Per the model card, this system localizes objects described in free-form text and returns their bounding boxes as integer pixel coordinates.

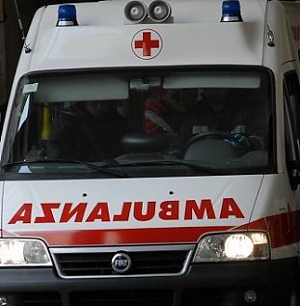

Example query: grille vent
[54,249,190,277]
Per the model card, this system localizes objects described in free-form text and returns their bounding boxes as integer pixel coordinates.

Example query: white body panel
[17,0,267,72]
[3,176,261,246]
[1,1,300,295]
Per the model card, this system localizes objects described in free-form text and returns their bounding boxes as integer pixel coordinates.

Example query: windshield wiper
[2,159,128,178]
[103,160,229,175]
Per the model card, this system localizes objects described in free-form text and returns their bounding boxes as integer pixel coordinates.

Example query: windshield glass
[2,67,274,176]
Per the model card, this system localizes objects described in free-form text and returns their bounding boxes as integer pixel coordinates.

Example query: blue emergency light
[221,0,243,22]
[56,4,78,27]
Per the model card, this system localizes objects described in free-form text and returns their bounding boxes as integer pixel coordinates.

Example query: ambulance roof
[20,0,269,72]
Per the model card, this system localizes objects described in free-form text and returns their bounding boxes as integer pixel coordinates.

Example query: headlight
[193,232,270,262]
[0,239,52,266]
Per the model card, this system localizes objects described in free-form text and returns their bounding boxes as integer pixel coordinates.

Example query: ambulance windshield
[3,67,274,176]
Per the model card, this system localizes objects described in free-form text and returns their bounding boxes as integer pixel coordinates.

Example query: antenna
[13,0,31,53]
[13,0,26,41]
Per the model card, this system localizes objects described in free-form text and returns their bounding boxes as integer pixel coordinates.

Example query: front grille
[21,292,62,306]
[69,289,173,306]
[4,285,291,306]
[54,249,190,277]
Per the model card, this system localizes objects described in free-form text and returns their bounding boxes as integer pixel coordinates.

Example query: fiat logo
[111,253,132,274]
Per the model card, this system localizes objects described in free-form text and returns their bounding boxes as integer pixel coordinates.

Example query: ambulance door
[283,64,300,191]
[282,64,300,298]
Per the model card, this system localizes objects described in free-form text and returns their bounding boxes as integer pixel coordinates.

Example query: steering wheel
[186,131,231,148]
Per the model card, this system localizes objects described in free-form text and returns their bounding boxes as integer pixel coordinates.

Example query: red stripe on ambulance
[10,226,233,246]
[292,25,300,41]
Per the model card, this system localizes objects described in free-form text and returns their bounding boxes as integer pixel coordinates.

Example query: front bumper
[0,258,297,306]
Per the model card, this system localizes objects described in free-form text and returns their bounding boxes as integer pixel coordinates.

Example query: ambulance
[0,0,299,305]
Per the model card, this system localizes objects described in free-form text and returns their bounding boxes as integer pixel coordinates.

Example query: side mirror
[287,160,300,190]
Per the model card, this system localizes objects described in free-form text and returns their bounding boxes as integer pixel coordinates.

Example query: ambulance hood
[1,175,263,246]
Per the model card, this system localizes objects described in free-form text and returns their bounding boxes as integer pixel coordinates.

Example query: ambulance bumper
[0,258,296,306]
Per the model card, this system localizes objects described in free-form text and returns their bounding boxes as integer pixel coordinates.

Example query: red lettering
[8,197,245,225]
[8,203,32,224]
[113,202,131,221]
[60,203,87,222]
[86,202,110,222]
[220,198,244,219]
[134,201,156,221]
[159,201,179,220]
[35,203,60,223]
[185,199,216,219]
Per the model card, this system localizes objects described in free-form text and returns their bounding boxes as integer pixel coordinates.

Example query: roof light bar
[148,0,172,22]
[56,4,78,27]
[221,0,243,22]
[124,1,147,23]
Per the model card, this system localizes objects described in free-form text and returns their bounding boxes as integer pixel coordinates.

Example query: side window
[284,70,300,188]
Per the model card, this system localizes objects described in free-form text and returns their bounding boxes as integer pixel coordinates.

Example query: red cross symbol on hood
[132,29,163,60]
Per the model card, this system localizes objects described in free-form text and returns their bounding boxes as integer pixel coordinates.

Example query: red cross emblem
[132,29,163,60]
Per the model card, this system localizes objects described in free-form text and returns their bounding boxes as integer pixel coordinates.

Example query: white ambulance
[0,0,299,305]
